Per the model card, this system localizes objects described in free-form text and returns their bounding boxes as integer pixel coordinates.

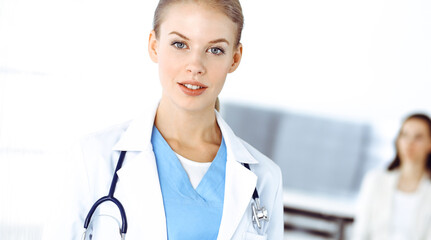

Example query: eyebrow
[169,31,230,45]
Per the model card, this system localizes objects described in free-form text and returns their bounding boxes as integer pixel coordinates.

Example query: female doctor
[43,0,283,239]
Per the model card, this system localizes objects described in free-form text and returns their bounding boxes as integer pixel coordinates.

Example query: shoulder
[361,168,397,193]
[79,120,132,153]
[216,110,282,181]
[76,121,132,182]
[365,168,397,182]
[239,138,282,184]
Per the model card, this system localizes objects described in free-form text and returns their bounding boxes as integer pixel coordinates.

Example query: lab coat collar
[112,102,158,151]
[215,111,258,164]
[113,102,259,165]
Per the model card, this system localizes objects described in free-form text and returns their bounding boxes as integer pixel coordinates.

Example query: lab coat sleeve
[42,141,92,240]
[351,170,377,240]
[426,214,431,240]
[266,166,284,240]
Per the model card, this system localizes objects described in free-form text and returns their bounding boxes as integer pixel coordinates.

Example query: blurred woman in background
[353,113,431,240]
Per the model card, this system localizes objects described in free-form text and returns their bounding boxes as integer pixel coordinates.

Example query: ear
[228,43,243,73]
[148,30,159,63]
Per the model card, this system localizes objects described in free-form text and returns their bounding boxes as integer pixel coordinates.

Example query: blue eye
[208,47,225,55]
[172,41,187,49]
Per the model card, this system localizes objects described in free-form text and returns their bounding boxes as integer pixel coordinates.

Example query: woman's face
[397,118,431,166]
[148,2,242,112]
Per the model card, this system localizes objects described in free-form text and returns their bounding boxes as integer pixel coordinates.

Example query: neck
[154,98,221,146]
[398,162,426,192]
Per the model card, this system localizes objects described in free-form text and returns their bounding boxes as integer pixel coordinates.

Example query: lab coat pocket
[84,214,123,240]
[244,232,268,240]
[83,200,125,240]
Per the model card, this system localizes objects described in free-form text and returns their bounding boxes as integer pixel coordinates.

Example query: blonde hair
[153,0,243,111]
[153,0,244,47]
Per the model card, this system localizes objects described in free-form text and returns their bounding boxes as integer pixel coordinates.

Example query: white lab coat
[43,102,283,240]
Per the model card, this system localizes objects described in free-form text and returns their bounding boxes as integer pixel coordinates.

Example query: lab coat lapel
[115,149,167,239]
[111,101,167,239]
[217,158,257,240]
[216,112,258,240]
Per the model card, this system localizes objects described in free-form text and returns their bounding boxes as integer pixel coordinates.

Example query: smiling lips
[178,81,208,96]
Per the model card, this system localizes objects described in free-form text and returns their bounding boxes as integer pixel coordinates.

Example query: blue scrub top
[151,126,227,240]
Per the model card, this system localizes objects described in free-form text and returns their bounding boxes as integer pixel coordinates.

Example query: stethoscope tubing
[83,151,268,238]
[243,163,260,200]
[83,151,128,235]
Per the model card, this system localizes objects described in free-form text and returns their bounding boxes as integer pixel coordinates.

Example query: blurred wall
[1,0,430,239]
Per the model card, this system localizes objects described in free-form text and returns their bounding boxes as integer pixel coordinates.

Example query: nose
[401,136,415,150]
[186,52,206,76]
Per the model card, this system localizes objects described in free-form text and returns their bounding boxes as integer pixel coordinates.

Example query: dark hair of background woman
[388,113,431,178]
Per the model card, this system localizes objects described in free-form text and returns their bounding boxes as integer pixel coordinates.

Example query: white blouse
[389,189,421,240]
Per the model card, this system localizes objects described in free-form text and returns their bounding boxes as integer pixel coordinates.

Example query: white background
[1,0,430,237]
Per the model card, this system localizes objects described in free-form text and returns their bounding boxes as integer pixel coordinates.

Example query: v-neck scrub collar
[151,126,227,240]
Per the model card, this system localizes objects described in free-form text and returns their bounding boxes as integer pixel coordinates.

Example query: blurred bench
[221,102,372,239]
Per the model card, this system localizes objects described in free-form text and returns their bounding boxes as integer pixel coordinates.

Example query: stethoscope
[82,151,268,239]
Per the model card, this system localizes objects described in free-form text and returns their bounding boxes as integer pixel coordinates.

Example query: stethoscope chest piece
[251,198,269,229]
[242,163,269,231]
